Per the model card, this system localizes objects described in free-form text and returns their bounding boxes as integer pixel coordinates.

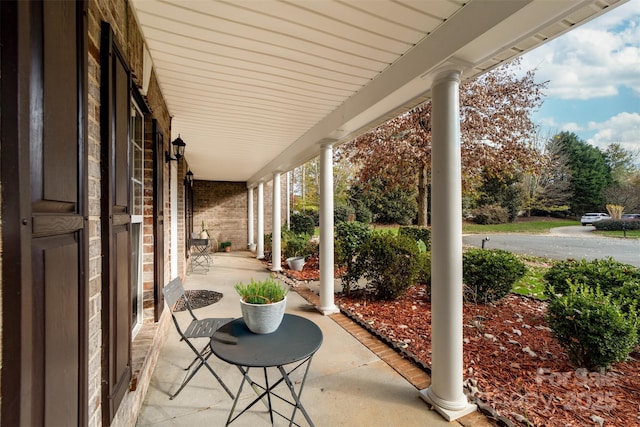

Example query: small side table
[188,238,211,273]
[210,314,323,426]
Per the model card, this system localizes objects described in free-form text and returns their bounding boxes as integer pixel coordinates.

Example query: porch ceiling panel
[130,0,626,186]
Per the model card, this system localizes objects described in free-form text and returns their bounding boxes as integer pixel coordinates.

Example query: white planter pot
[286,256,305,271]
[200,231,209,239]
[240,296,287,334]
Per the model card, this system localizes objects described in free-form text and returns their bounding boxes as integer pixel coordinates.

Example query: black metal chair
[163,277,235,399]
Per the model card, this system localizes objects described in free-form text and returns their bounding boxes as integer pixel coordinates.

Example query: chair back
[163,277,186,309]
[164,277,198,317]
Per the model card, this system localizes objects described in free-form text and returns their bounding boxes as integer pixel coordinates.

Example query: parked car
[622,213,640,220]
[581,212,610,226]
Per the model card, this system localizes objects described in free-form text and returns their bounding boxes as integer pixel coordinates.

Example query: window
[131,100,144,336]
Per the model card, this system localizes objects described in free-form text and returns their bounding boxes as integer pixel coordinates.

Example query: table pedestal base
[226,356,315,426]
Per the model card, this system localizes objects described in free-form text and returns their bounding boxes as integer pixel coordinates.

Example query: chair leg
[169,342,234,400]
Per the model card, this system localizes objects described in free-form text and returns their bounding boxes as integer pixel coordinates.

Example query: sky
[518,0,640,153]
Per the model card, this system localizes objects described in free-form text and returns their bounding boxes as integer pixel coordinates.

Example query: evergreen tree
[553,132,612,213]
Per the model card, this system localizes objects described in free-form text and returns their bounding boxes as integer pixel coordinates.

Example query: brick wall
[87,0,173,425]
[193,179,287,252]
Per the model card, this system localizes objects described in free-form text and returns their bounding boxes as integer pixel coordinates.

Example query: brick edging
[286,280,503,427]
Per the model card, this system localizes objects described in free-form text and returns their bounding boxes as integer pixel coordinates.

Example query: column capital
[432,66,462,86]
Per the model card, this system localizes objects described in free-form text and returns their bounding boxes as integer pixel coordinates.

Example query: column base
[316,304,340,315]
[419,388,477,422]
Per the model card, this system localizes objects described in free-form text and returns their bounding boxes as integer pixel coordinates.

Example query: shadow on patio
[136,251,489,426]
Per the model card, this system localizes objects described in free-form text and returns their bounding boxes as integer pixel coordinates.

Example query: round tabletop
[210,314,323,367]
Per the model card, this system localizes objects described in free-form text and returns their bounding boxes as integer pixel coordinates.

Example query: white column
[286,171,291,229]
[419,68,476,420]
[247,187,255,249]
[271,172,282,271]
[256,182,265,259]
[318,144,339,315]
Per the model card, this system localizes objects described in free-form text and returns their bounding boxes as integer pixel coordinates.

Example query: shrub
[343,233,420,300]
[282,233,314,259]
[594,219,640,231]
[416,251,431,287]
[398,226,431,250]
[611,280,640,314]
[290,212,315,235]
[610,280,640,341]
[546,283,637,371]
[543,258,640,297]
[334,204,355,224]
[470,204,509,224]
[354,203,372,224]
[463,249,526,303]
[335,221,371,267]
[297,207,319,226]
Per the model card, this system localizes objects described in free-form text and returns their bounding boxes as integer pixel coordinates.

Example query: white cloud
[520,0,640,100]
[586,112,640,150]
[561,122,584,133]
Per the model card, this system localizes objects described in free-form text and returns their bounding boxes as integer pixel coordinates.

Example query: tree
[553,131,612,214]
[291,152,355,214]
[602,143,640,212]
[477,171,524,222]
[339,59,546,225]
[605,143,639,185]
[350,180,417,225]
[522,132,573,216]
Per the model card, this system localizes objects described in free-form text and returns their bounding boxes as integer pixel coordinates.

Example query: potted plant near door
[235,277,288,334]
[200,220,209,239]
[220,241,232,252]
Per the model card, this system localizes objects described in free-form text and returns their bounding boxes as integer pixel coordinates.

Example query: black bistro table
[210,314,323,426]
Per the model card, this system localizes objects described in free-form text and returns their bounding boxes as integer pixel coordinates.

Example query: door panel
[1,0,88,425]
[41,236,80,425]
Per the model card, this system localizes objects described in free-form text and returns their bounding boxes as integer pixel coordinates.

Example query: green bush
[463,249,526,303]
[594,219,640,231]
[354,203,372,224]
[343,233,420,300]
[611,280,640,313]
[334,204,356,224]
[416,251,431,287]
[546,283,637,371]
[398,226,431,250]
[543,258,640,297]
[290,212,315,235]
[282,232,314,259]
[470,204,509,225]
[335,221,371,268]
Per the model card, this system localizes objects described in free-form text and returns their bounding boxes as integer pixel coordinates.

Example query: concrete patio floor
[136,251,490,426]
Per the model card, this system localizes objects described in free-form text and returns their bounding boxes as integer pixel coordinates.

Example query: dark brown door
[100,22,132,425]
[153,120,165,320]
[1,1,88,425]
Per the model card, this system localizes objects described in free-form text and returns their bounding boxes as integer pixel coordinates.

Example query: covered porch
[136,251,489,426]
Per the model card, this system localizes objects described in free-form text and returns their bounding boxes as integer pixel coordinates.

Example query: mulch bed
[276,257,640,426]
[336,287,640,427]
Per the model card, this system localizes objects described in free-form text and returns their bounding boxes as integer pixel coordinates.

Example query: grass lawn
[511,256,553,300]
[596,229,640,238]
[463,218,579,234]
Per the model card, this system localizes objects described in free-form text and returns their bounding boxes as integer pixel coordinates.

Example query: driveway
[462,226,640,267]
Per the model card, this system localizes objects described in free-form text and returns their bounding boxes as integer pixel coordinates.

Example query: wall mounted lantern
[185,169,194,186]
[166,134,186,163]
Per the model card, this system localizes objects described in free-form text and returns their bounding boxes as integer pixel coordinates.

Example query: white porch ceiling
[130,0,626,187]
